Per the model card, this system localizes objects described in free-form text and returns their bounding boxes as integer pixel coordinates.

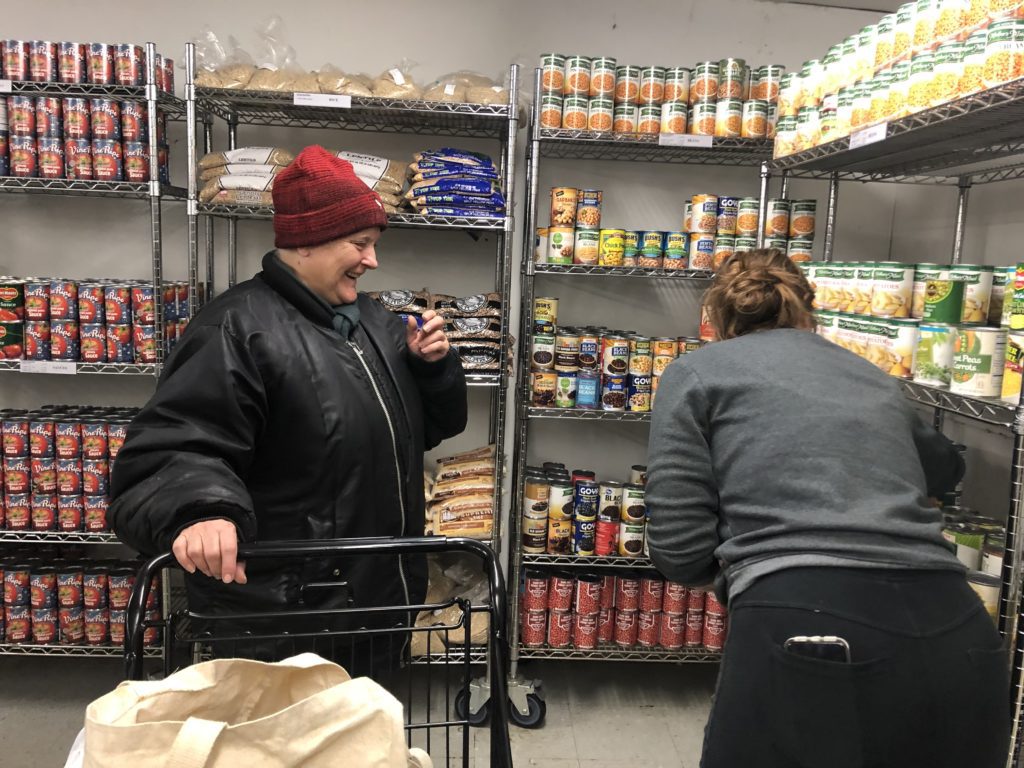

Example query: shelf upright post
[951,176,972,265]
[203,118,215,301]
[185,43,199,321]
[1005,393,1024,768]
[779,169,790,200]
[822,172,840,262]
[144,43,165,371]
[227,116,239,288]
[756,162,771,248]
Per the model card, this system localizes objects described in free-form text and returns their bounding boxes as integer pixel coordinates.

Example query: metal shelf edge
[898,379,1015,428]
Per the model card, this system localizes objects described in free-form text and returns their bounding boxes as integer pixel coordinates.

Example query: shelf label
[849,122,888,149]
[20,360,76,375]
[293,92,352,109]
[0,80,11,93]
[658,133,713,148]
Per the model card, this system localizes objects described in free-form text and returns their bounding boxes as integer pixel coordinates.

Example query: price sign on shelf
[849,122,888,149]
[293,92,352,109]
[20,360,77,375]
[0,80,12,94]
[658,133,713,148]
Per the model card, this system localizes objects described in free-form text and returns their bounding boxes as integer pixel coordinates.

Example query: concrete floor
[0,657,718,767]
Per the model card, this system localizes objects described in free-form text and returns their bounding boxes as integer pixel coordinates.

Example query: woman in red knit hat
[108,146,468,663]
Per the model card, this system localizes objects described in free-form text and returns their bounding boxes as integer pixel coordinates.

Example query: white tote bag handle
[165,718,227,768]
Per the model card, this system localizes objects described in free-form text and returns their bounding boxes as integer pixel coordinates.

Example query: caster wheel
[510,693,546,729]
[455,687,490,727]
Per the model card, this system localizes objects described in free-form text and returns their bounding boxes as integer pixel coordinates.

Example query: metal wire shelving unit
[533,264,713,280]
[518,645,722,662]
[526,407,653,422]
[0,643,162,658]
[0,361,158,376]
[185,45,520,694]
[0,531,121,544]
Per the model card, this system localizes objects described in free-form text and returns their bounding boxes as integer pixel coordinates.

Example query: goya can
[58,42,87,84]
[534,297,558,333]
[717,197,739,235]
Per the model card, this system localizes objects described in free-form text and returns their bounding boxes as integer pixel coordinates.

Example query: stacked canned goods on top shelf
[530,297,704,413]
[0,277,190,362]
[2,557,161,648]
[1,40,175,89]
[539,53,783,139]
[1,406,135,535]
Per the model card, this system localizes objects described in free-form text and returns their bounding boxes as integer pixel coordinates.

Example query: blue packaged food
[407,178,498,197]
[412,192,506,209]
[576,371,600,409]
[412,165,499,181]
[415,148,494,167]
[418,206,505,219]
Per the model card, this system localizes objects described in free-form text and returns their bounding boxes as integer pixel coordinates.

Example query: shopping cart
[123,536,513,768]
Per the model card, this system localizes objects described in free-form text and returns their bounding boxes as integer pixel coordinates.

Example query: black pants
[700,568,1011,768]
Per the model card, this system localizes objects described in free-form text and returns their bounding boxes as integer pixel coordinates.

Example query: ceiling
[761,0,900,14]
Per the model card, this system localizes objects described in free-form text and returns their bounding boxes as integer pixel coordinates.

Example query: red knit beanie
[272,145,388,249]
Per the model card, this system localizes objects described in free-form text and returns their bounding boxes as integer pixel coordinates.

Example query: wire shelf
[533,264,714,280]
[195,88,513,138]
[517,643,722,662]
[0,642,161,658]
[466,373,503,387]
[410,646,489,666]
[536,128,773,165]
[197,203,507,231]
[0,531,120,544]
[768,78,1024,182]
[0,177,186,200]
[527,407,651,422]
[3,81,185,116]
[0,360,158,375]
[898,380,1016,429]
[522,553,657,570]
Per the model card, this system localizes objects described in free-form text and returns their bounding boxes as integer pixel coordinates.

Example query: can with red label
[121,101,147,142]
[62,98,91,139]
[31,456,56,492]
[58,494,83,531]
[572,611,598,649]
[35,97,63,137]
[547,610,571,648]
[64,138,93,180]
[6,605,30,643]
[614,609,639,647]
[29,607,56,644]
[548,572,574,612]
[90,99,120,140]
[124,142,149,182]
[22,323,44,358]
[0,133,7,176]
[30,569,57,609]
[659,612,685,649]
[637,610,661,647]
[705,590,726,617]
[59,606,85,643]
[59,42,87,83]
[104,284,131,324]
[84,495,108,532]
[10,135,38,176]
[107,570,134,611]
[574,573,603,615]
[108,609,126,646]
[7,95,35,135]
[597,607,615,643]
[49,280,78,321]
[77,283,104,323]
[3,41,30,81]
[37,137,65,179]
[55,417,81,458]
[107,420,128,460]
[29,418,55,458]
[80,324,106,362]
[160,56,175,93]
[115,44,144,86]
[31,493,57,529]
[50,320,79,360]
[146,574,161,611]
[130,284,155,325]
[615,574,640,612]
[56,457,82,494]
[4,564,30,605]
[83,569,108,609]
[663,582,688,614]
[522,569,548,612]
[685,609,705,647]
[594,515,618,556]
[3,456,30,494]
[600,575,615,609]
[91,139,122,181]
[106,324,133,362]
[24,280,49,321]
[29,41,57,82]
[82,458,108,495]
[143,609,162,646]
[3,416,29,457]
[687,586,707,611]
[84,607,109,645]
[88,43,114,85]
[57,567,83,608]
[5,494,30,529]
[703,612,727,651]
[640,576,664,612]
[0,283,20,323]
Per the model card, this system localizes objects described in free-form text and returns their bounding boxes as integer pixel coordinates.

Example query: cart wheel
[509,693,546,729]
[454,688,490,727]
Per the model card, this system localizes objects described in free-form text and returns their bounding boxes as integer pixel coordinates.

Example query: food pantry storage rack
[766,75,1024,768]
[183,45,519,671]
[503,70,775,727]
[0,43,187,663]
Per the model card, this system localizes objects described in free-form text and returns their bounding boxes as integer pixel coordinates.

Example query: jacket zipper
[348,340,411,608]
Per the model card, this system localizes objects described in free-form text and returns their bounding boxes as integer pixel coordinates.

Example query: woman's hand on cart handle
[172,519,248,584]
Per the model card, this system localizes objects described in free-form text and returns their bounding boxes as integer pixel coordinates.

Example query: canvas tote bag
[83,653,432,768]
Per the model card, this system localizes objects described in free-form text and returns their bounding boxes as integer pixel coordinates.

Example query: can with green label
[922,279,965,324]
[911,263,948,319]
[951,327,1007,397]
[913,323,956,388]
[950,264,994,325]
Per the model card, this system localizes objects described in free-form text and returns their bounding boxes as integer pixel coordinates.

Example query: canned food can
[571,370,597,410]
[91,139,123,180]
[598,375,625,411]
[640,579,665,615]
[615,65,642,102]
[569,229,599,266]
[563,56,592,96]
[548,573,574,612]
[574,188,603,231]
[3,41,30,81]
[90,98,121,140]
[735,198,761,237]
[47,280,77,322]
[103,284,132,324]
[88,43,114,85]
[663,582,688,614]
[688,234,715,270]
[601,336,629,376]
[587,97,614,132]
[58,606,85,643]
[690,101,717,135]
[589,57,617,97]
[82,458,109,496]
[951,265,995,325]
[595,516,619,556]
[764,199,792,237]
[10,134,38,176]
[84,495,109,532]
[614,609,639,646]
[635,610,661,647]
[30,570,57,609]
[59,42,87,83]
[685,609,705,647]
[547,610,572,648]
[789,199,817,238]
[570,612,598,649]
[0,131,7,176]
[691,62,721,104]
[951,328,1007,397]
[521,512,548,554]
[48,320,78,360]
[703,612,728,651]
[29,41,58,82]
[107,421,128,460]
[540,54,566,93]
[574,479,600,520]
[5,605,30,643]
[717,197,739,235]
[35,96,62,137]
[637,105,661,133]
[56,457,82,494]
[83,569,108,609]
[55,418,82,458]
[554,330,580,372]
[57,567,84,608]
[664,67,692,102]
[124,142,149,182]
[539,94,563,129]
[578,332,600,371]
[521,610,548,647]
[612,103,638,133]
[133,324,157,363]
[109,610,127,646]
[550,187,578,228]
[691,194,719,234]
[787,238,814,263]
[616,521,644,556]
[871,262,915,318]
[29,419,55,458]
[574,574,603,614]
[660,101,688,134]
[621,483,647,524]
[532,371,557,407]
[4,493,29,528]
[61,97,91,140]
[37,136,64,178]
[64,137,93,180]
[554,372,577,408]
[76,323,105,363]
[598,607,615,643]
[3,416,30,457]
[58,495,84,531]
[522,570,549,612]
[639,66,666,105]
[84,607,109,645]
[614,574,640,611]
[715,98,743,137]
[115,44,145,86]
[742,99,769,138]
[531,334,555,371]
[596,229,625,266]
[24,321,49,360]
[658,613,685,648]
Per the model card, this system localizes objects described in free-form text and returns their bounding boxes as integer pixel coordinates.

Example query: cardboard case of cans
[0,276,191,362]
[773,0,1024,158]
[2,555,160,647]
[1,406,137,534]
[539,53,783,140]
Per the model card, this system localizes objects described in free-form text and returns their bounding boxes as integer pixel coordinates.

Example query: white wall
[1,0,1016,532]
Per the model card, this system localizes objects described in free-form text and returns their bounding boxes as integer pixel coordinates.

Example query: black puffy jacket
[110,252,468,630]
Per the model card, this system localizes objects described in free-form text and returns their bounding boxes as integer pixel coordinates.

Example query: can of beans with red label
[614,609,639,647]
[598,607,615,643]
[10,135,38,176]
[31,456,56,490]
[115,44,144,86]
[104,284,131,325]
[705,590,726,617]
[107,420,128,460]
[3,41,30,81]
[6,494,29,529]
[687,586,707,611]
[62,98,91,139]
[121,101,147,142]
[88,43,114,85]
[703,612,727,651]
[56,457,82,494]
[572,611,598,649]
[4,564,30,605]
[30,569,57,608]
[663,582,688,614]
[59,42,87,83]
[82,458,108,495]
[600,575,615,609]
[521,609,547,647]
[29,417,55,457]
[83,569,108,609]
[91,139,122,181]
[37,137,64,178]
[59,606,85,643]
[58,494,83,531]
[24,322,48,360]
[640,576,664,612]
[55,417,81,459]
[84,607,109,645]
[685,609,705,647]
[35,97,63,137]
[3,457,30,494]
[64,138,92,180]
[548,572,574,612]
[90,99,120,140]
[521,569,549,612]
[84,495,108,532]
[637,610,661,647]
[108,569,134,611]
[547,610,571,648]
[30,493,57,530]
[573,574,602,615]
[659,612,686,649]
[50,320,79,360]
[29,41,57,82]
[615,574,640,612]
[6,605,30,643]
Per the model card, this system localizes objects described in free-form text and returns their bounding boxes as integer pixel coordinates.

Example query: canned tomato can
[29,41,58,82]
[715,99,743,137]
[79,324,106,362]
[84,495,108,532]
[3,41,30,81]
[598,229,626,267]
[3,416,29,457]
[614,609,639,646]
[521,610,548,647]
[84,607,109,645]
[10,134,38,176]
[158,55,175,93]
[540,53,566,93]
[563,55,592,96]
[548,572,574,612]
[0,132,7,176]
[57,566,83,608]
[659,612,686,648]
[665,67,692,102]
[690,62,720,104]
[717,196,739,235]
[547,610,572,648]
[91,139,123,180]
[107,571,133,612]
[23,280,49,321]
[115,44,144,86]
[6,605,30,643]
[82,420,108,459]
[88,43,114,85]
[83,569,108,609]
[59,606,85,643]
[48,280,77,321]
[49,320,79,360]
[55,417,81,458]
[704,612,728,651]
[30,492,57,529]
[521,569,549,612]
[82,459,108,496]
[56,457,82,494]
[59,42,87,83]
[29,418,55,457]
[5,493,29,529]
[590,57,617,97]
[133,324,157,364]
[598,607,615,643]
[104,284,131,324]
[37,137,65,178]
[90,99,120,140]
[121,100,148,141]
[639,66,667,105]
[4,564,30,605]
[663,582,688,614]
[65,138,93,180]
[637,105,661,133]
[58,494,84,531]
[109,609,126,647]
[77,283,104,324]
[30,569,57,609]
[612,103,638,132]
[660,101,688,134]
[574,574,603,614]
[35,97,63,137]
[615,574,640,611]
[637,610,661,647]
[124,142,149,182]
[615,65,642,102]
[685,609,705,647]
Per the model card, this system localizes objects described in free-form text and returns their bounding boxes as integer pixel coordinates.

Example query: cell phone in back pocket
[784,635,852,663]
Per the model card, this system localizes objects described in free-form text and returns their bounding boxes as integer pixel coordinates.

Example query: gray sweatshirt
[646,328,965,601]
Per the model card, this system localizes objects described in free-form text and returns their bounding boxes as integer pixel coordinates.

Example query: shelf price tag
[658,134,713,148]
[0,80,11,93]
[293,92,352,109]
[20,360,76,375]
[849,122,888,149]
